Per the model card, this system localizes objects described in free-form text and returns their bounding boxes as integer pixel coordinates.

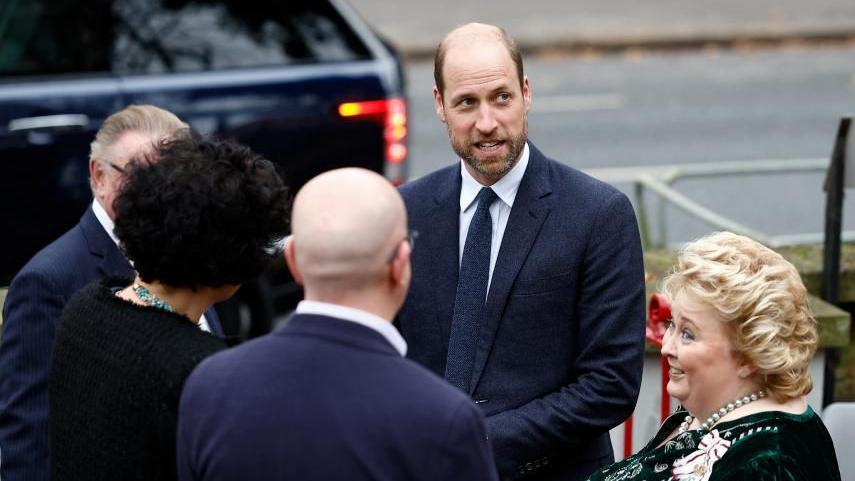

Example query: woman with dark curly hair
[588,232,840,481]
[48,134,290,481]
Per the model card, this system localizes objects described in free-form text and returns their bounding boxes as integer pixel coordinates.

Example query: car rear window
[0,0,372,78]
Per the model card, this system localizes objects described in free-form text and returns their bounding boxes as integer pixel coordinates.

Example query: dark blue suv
[0,0,408,337]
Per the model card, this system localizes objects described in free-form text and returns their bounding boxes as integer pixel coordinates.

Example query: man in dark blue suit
[0,105,222,481]
[397,24,646,481]
[177,168,497,481]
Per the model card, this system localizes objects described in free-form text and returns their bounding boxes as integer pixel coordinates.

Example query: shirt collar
[92,199,120,247]
[295,300,407,356]
[459,142,530,212]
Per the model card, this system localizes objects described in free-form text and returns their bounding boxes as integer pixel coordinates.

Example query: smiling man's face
[434,36,531,186]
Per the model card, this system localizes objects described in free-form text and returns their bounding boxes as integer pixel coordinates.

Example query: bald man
[176,168,498,481]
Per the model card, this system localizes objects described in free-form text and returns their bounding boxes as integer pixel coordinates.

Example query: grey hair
[89,104,187,164]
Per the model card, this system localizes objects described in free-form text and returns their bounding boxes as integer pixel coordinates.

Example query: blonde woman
[589,232,840,481]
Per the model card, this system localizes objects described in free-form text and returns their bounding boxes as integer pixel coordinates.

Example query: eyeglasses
[387,229,418,263]
[96,158,125,174]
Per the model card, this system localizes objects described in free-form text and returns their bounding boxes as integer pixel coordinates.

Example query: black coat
[49,280,226,481]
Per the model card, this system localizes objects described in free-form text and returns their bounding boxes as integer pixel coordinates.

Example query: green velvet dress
[588,407,840,481]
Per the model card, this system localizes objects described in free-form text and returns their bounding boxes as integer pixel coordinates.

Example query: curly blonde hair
[660,231,818,402]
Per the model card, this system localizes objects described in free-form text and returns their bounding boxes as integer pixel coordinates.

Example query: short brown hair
[433,24,524,96]
[661,232,818,402]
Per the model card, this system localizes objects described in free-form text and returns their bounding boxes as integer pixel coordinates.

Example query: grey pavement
[348,0,855,56]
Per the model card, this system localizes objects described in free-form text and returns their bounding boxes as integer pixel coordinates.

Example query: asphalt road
[403,44,855,246]
[350,0,855,56]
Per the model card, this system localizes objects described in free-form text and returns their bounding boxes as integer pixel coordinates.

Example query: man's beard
[450,120,527,183]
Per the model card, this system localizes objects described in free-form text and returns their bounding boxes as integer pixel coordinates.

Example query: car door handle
[8,114,90,132]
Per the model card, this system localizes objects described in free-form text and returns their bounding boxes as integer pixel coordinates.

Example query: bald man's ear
[389,239,411,288]
[284,237,304,286]
[433,86,447,123]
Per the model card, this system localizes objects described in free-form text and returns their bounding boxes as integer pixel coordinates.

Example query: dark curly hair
[114,134,290,288]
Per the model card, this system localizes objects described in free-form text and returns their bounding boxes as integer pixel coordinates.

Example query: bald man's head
[289,168,407,293]
[434,23,524,95]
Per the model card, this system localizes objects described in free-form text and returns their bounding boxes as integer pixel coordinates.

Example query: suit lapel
[99,243,134,279]
[79,206,135,279]
[468,146,553,394]
[426,169,462,343]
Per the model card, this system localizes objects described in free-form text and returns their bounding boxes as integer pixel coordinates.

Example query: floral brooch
[670,429,731,481]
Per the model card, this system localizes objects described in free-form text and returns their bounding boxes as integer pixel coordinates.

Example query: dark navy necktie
[445,187,498,391]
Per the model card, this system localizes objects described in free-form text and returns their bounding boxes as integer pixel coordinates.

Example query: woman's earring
[738,368,749,379]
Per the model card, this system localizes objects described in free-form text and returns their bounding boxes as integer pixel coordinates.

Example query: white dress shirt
[458,142,530,292]
[92,198,120,247]
[295,300,408,356]
[92,200,212,333]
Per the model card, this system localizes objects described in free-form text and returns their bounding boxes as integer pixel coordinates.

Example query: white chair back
[823,402,855,481]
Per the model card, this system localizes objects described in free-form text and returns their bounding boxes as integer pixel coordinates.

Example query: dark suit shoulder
[399,164,457,195]
[543,153,623,199]
[533,151,635,227]
[188,318,473,413]
[9,223,90,295]
[399,164,458,205]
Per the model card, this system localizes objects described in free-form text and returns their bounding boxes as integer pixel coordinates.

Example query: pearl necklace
[132,282,176,313]
[678,390,766,433]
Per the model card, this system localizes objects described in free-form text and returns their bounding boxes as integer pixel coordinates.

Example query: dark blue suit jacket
[398,144,646,481]
[0,206,222,481]
[177,313,498,481]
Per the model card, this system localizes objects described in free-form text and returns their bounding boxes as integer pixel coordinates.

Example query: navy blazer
[0,206,222,481]
[177,313,498,481]
[398,143,646,481]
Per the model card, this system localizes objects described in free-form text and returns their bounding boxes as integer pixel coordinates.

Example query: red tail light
[338,98,408,185]
[338,100,389,117]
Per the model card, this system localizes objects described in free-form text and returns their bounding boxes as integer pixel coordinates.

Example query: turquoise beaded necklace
[132,282,176,313]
